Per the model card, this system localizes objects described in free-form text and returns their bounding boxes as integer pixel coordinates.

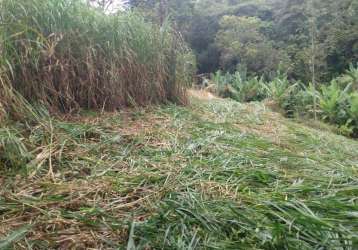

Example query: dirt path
[188,89,218,101]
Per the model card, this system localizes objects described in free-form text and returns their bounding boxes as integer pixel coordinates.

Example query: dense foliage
[130,0,358,82]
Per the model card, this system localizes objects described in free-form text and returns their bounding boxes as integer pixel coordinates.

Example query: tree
[215,15,290,77]
[127,0,358,81]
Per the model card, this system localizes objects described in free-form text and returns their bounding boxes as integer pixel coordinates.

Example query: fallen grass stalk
[0,96,357,248]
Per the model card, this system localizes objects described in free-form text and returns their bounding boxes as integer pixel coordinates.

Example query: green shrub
[211,70,266,102]
[262,72,298,109]
[291,65,358,137]
[340,63,358,90]
[231,72,266,102]
[290,83,319,117]
[349,93,358,121]
[348,93,358,136]
[270,64,358,137]
[318,81,351,124]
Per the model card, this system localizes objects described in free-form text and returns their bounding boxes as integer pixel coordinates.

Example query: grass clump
[0,0,194,114]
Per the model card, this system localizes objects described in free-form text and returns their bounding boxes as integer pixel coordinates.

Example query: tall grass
[0,0,194,114]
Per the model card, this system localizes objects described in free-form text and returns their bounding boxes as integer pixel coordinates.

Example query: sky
[89,0,127,12]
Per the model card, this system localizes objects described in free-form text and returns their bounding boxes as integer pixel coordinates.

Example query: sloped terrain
[1,95,358,249]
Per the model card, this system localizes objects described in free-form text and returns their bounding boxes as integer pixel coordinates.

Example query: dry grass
[188,89,218,101]
[0,102,5,122]
[0,108,173,249]
[1,178,130,249]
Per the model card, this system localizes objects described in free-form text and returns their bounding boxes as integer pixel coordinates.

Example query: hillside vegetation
[0,0,357,249]
[129,0,358,138]
[132,0,358,82]
[1,94,357,249]
[208,66,358,137]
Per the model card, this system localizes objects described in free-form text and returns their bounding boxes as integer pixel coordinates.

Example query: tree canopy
[128,0,358,82]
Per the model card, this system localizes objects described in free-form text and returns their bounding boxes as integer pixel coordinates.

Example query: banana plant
[318,81,351,123]
[261,74,298,107]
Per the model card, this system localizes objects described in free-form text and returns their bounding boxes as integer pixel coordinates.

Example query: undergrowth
[209,64,358,137]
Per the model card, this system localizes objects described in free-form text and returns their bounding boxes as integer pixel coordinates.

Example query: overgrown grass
[1,95,357,249]
[0,0,194,115]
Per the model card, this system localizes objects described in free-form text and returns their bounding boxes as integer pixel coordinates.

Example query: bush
[262,72,297,107]
[261,65,358,137]
[318,81,351,124]
[349,93,358,121]
[337,63,358,91]
[231,72,266,102]
[348,93,358,136]
[290,83,319,117]
[210,70,265,102]
[0,0,194,114]
[295,65,358,137]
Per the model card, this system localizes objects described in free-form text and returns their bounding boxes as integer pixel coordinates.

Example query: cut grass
[0,96,358,249]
